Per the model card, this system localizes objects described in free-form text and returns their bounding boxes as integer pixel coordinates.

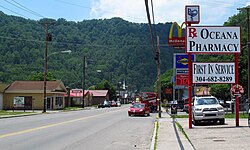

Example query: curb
[150,121,158,150]
[0,113,41,119]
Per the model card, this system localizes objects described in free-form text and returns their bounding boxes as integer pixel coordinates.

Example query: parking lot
[176,115,250,150]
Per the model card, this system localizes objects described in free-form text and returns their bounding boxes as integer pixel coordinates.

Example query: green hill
[0,11,176,92]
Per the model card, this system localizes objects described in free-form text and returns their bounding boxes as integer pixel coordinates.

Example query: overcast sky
[0,0,249,25]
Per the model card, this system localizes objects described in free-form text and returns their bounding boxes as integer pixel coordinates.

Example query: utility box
[171,104,177,114]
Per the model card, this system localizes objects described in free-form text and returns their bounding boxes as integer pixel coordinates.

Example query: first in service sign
[192,62,235,84]
[186,26,241,54]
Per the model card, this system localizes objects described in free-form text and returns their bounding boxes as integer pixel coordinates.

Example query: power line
[7,0,45,18]
[150,0,157,49]
[0,4,29,19]
[196,0,247,8]
[0,35,172,47]
[144,0,157,53]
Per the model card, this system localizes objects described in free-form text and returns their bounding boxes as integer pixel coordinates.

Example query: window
[56,97,63,108]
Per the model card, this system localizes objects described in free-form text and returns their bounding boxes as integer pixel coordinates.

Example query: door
[24,96,32,110]
[46,97,53,110]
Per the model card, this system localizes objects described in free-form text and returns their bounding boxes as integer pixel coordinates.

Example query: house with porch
[4,80,67,110]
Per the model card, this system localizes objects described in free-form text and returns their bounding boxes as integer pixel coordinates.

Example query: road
[0,105,156,150]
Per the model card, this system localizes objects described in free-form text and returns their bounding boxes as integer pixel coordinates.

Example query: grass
[175,121,195,149]
[225,113,248,118]
[173,113,249,119]
[63,107,83,111]
[0,110,34,116]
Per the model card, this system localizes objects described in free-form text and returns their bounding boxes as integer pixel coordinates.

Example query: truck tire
[219,118,225,125]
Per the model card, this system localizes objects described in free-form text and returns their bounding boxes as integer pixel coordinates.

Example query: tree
[210,84,230,100]
[96,80,116,100]
[29,72,56,81]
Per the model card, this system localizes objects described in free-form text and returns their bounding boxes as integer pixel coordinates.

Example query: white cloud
[90,0,249,25]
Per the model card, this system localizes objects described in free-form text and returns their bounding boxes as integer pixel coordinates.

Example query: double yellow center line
[0,108,126,139]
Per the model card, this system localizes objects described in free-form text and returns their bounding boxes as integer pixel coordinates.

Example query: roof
[5,80,67,94]
[87,90,108,97]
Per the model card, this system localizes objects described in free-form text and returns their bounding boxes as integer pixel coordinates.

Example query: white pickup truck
[192,96,225,125]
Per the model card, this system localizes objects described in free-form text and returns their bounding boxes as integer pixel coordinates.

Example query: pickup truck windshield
[195,98,218,105]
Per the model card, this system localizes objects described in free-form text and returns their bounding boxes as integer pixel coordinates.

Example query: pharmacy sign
[186,26,241,54]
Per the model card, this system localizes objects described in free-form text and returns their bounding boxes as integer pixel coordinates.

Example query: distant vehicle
[128,103,150,117]
[192,96,225,125]
[218,99,226,107]
[138,92,158,113]
[116,101,121,107]
[98,100,110,108]
[168,100,178,105]
[110,101,118,107]
[183,103,189,113]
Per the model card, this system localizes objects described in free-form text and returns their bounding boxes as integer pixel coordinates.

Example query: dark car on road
[98,100,110,108]
[128,103,150,117]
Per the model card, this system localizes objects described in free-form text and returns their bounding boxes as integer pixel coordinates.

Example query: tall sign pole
[185,5,200,129]
[235,54,239,126]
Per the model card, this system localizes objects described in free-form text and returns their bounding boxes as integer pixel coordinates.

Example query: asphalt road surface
[0,105,156,150]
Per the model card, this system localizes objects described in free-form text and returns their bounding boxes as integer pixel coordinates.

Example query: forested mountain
[0,11,176,92]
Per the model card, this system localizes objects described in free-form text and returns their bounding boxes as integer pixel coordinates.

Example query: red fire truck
[138,92,158,112]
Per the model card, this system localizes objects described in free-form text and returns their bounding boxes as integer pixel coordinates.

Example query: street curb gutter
[0,113,41,119]
[150,121,158,150]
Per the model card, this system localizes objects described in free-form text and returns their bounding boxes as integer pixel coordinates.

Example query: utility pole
[156,36,161,118]
[43,21,52,113]
[82,56,86,108]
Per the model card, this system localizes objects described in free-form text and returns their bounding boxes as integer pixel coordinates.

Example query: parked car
[110,101,118,107]
[128,103,150,117]
[192,96,225,125]
[98,100,110,108]
[183,103,189,113]
[116,101,121,107]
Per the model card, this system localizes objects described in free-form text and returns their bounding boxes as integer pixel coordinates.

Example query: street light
[48,50,72,57]
[43,50,72,113]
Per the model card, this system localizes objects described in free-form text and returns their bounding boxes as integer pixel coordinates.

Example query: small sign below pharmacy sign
[186,26,241,54]
[192,62,235,84]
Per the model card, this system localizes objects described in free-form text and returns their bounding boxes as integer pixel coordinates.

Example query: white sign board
[13,97,25,107]
[185,5,200,24]
[192,62,235,84]
[186,26,241,54]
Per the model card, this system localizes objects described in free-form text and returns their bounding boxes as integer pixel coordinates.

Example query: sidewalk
[156,112,194,150]
[156,111,250,150]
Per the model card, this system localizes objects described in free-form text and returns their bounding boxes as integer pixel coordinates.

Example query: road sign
[186,26,241,54]
[230,84,244,96]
